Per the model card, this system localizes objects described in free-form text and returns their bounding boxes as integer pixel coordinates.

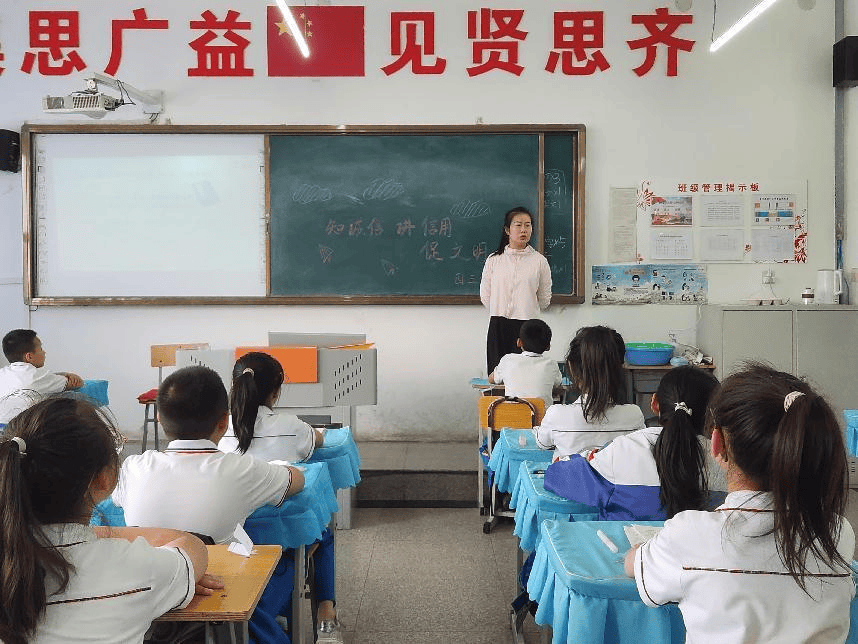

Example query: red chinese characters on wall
[189,10,253,76]
[627,7,694,77]
[546,11,610,76]
[466,8,527,77]
[21,11,86,76]
[105,9,168,76]
[381,12,447,75]
[9,6,696,79]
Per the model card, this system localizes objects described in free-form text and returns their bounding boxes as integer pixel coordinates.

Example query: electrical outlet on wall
[762,269,775,284]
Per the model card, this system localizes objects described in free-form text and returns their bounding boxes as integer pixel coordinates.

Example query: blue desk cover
[527,519,684,644]
[306,426,361,490]
[511,461,599,552]
[91,462,338,550]
[77,379,109,407]
[845,410,858,456]
[487,429,553,493]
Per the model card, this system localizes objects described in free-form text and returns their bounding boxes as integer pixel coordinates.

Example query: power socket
[762,269,775,284]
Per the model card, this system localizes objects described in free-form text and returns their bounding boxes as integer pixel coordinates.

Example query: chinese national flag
[267,5,365,77]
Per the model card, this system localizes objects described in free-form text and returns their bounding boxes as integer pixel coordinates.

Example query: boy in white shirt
[0,329,83,424]
[489,319,562,410]
[114,365,306,644]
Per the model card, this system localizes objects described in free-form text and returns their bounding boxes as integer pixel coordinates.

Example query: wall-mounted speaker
[0,129,20,173]
[834,36,858,88]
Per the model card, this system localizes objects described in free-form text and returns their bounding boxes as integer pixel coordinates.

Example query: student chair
[478,395,546,534]
[138,343,209,452]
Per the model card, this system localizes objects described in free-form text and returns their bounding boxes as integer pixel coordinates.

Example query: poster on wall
[634,180,807,264]
[592,264,707,305]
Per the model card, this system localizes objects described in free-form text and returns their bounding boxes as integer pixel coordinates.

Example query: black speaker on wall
[834,36,858,88]
[0,129,20,173]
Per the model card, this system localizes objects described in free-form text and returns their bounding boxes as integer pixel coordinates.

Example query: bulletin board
[632,178,809,265]
[21,124,586,305]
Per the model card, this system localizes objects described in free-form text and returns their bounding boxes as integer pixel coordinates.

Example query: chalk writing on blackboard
[451,200,491,219]
[292,184,333,204]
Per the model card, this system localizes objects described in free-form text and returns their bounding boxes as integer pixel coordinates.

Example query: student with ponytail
[0,397,213,644]
[627,363,855,643]
[219,352,343,644]
[544,365,720,521]
[219,351,323,463]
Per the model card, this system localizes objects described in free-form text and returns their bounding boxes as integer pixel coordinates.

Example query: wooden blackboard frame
[22,123,585,306]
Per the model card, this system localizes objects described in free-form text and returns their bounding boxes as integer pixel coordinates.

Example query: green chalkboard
[269,127,583,301]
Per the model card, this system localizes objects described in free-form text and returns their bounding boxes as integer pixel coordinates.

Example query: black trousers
[486,316,525,375]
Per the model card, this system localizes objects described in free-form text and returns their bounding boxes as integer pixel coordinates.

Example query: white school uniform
[114,439,294,544]
[218,407,316,462]
[0,362,67,423]
[33,523,195,644]
[491,351,562,411]
[634,490,856,644]
[533,394,645,458]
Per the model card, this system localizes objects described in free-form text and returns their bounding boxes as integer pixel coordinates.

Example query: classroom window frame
[21,123,585,306]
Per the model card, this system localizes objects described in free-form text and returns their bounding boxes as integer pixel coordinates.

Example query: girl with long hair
[627,363,855,642]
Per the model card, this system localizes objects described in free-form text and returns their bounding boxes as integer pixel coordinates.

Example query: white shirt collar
[165,438,220,452]
[521,351,542,357]
[41,523,96,546]
[718,490,773,511]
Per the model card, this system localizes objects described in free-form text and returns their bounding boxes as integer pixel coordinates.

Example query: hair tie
[674,402,692,416]
[10,436,27,456]
[242,368,254,377]
[784,391,805,411]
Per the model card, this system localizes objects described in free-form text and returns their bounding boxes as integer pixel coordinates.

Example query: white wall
[0,1,847,440]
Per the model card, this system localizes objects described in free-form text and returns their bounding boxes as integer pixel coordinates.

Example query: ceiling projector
[42,93,121,119]
[42,72,163,120]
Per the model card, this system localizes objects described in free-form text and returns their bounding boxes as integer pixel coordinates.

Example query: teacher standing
[480,206,552,375]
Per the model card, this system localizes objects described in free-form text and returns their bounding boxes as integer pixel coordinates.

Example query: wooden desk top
[157,544,281,622]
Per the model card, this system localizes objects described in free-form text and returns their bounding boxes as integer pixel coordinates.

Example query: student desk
[624,362,716,424]
[91,462,339,644]
[305,426,361,529]
[526,519,683,644]
[156,544,281,644]
[487,429,553,495]
[510,461,598,553]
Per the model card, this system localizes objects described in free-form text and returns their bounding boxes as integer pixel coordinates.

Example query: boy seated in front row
[113,365,307,644]
[114,364,304,544]
[489,318,562,411]
[0,328,83,424]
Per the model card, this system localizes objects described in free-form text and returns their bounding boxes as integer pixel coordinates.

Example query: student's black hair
[2,329,37,363]
[519,319,552,354]
[230,352,285,454]
[707,362,849,591]
[157,366,229,440]
[490,206,533,257]
[652,365,719,518]
[0,397,122,644]
[565,325,627,422]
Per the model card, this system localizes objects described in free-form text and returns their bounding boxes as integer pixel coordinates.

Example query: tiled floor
[330,506,548,644]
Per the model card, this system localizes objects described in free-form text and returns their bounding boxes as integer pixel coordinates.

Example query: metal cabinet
[698,305,858,422]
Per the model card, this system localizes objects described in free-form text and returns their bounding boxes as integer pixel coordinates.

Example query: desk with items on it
[624,362,716,424]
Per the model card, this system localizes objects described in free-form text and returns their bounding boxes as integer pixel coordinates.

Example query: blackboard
[269,127,584,302]
[270,134,541,296]
[22,124,584,305]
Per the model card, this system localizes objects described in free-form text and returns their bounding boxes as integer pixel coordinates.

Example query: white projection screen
[28,131,266,301]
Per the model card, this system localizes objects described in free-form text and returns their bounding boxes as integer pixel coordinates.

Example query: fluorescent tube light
[710,0,780,52]
[274,0,310,58]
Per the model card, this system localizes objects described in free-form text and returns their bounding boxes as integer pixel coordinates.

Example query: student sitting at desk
[0,397,215,644]
[113,365,304,644]
[0,329,84,424]
[534,326,645,459]
[544,365,720,521]
[219,352,343,644]
[488,319,562,411]
[626,364,855,643]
